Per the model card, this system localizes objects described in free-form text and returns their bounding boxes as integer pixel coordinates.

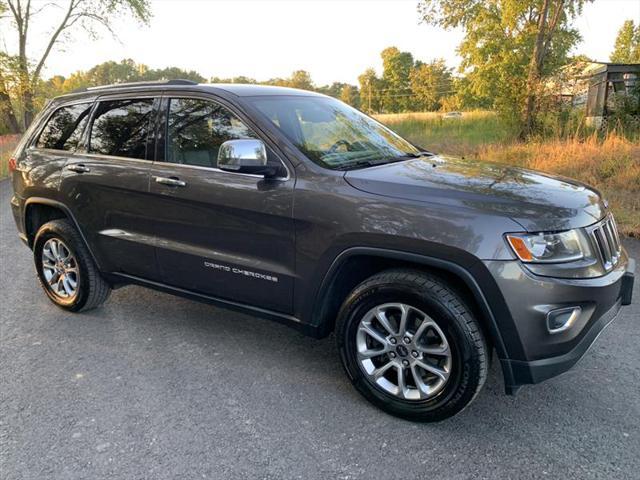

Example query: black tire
[336,269,488,422]
[33,219,111,312]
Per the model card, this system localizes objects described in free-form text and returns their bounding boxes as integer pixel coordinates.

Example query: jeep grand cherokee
[9,80,635,421]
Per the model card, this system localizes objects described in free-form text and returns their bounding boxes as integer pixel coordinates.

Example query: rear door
[148,94,296,313]
[18,101,94,201]
[59,94,161,279]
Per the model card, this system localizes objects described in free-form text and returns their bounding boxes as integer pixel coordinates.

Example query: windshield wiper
[334,151,435,171]
[333,160,382,171]
[381,151,434,164]
[402,151,434,158]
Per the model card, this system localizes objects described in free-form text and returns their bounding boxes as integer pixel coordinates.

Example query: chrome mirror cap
[217,139,269,174]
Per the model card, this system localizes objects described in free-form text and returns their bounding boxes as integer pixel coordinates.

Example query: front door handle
[154,176,187,187]
[66,164,90,173]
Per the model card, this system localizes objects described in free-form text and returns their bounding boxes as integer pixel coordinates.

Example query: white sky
[2,0,639,85]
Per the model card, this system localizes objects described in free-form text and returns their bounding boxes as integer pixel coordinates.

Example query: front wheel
[336,269,488,422]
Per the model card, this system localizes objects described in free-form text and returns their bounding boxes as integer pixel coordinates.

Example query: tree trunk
[522,0,551,139]
[21,89,35,129]
[0,68,21,133]
[18,48,35,129]
[0,91,21,134]
[14,1,34,130]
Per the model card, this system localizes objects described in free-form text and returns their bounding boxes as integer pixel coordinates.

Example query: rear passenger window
[36,103,92,151]
[90,98,154,160]
[166,98,256,167]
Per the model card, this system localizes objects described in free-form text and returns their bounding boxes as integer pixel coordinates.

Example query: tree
[339,84,359,108]
[0,52,21,133]
[409,59,453,111]
[3,57,208,116]
[84,59,139,86]
[380,47,414,112]
[419,0,591,137]
[60,71,90,92]
[314,82,359,106]
[286,70,314,90]
[142,66,205,83]
[263,70,314,90]
[2,0,151,131]
[358,68,384,113]
[210,75,257,84]
[317,82,349,98]
[610,20,640,63]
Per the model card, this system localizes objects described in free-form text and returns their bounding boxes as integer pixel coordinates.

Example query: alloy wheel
[41,238,79,300]
[356,303,452,400]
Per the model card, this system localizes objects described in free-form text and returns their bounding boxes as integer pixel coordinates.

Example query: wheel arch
[311,247,521,389]
[24,198,102,270]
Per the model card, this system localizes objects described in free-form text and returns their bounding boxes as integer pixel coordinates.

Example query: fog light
[546,306,581,334]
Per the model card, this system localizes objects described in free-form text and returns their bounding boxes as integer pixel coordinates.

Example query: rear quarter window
[36,103,93,151]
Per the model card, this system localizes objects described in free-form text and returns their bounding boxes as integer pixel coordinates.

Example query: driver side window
[166,98,257,168]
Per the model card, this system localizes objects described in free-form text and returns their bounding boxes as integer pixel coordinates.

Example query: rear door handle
[154,176,187,187]
[66,164,90,173]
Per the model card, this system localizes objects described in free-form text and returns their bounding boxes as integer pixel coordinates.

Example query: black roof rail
[72,79,198,93]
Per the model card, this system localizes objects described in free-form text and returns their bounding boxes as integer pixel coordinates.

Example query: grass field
[375,111,518,154]
[376,112,639,237]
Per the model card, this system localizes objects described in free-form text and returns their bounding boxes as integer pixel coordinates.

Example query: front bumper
[484,252,635,394]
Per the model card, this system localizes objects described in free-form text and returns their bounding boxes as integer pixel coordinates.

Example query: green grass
[375,111,517,156]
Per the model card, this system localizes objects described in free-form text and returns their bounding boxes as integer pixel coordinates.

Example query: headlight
[506,230,585,263]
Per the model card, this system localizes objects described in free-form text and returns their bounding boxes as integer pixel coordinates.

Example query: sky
[2,0,639,85]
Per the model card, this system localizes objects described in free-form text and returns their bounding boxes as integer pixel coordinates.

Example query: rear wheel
[33,219,111,312]
[336,269,488,422]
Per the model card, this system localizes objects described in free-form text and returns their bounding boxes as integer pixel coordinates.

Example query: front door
[148,96,296,313]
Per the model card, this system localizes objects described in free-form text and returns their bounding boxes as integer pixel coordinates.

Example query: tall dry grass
[476,134,640,236]
[376,112,639,236]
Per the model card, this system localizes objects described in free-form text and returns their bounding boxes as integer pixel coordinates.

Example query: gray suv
[9,80,635,421]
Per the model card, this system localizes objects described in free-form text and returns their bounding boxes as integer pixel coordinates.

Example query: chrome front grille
[589,214,622,271]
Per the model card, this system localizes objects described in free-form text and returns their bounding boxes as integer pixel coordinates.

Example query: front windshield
[247,95,421,170]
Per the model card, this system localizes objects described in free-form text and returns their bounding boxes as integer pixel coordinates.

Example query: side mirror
[217,139,276,177]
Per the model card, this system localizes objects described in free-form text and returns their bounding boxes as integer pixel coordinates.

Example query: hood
[344,155,607,232]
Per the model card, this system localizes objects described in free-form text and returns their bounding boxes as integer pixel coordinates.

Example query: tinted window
[90,99,154,159]
[36,103,92,151]
[166,98,256,167]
